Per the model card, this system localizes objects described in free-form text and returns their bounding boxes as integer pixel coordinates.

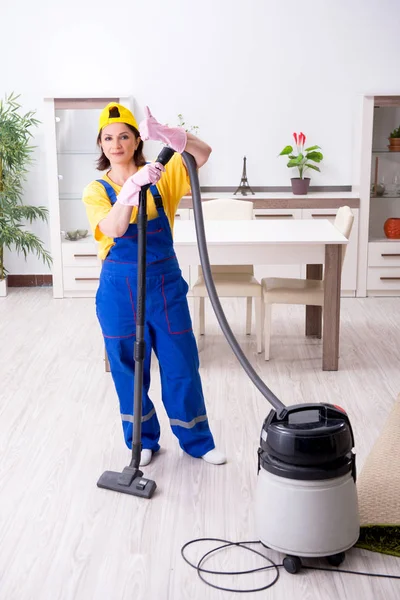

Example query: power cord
[181,537,400,594]
[181,538,280,593]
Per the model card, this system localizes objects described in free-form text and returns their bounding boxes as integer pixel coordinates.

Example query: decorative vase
[291,177,310,195]
[384,218,400,239]
[0,277,7,297]
[388,138,400,152]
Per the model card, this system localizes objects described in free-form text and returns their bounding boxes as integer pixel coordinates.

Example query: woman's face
[100,123,139,166]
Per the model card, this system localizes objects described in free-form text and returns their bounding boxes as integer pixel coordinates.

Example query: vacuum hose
[182,151,285,414]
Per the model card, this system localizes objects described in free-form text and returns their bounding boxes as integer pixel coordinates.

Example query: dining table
[173,218,348,371]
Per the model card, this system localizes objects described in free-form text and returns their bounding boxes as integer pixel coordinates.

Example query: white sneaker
[201,448,227,465]
[139,449,153,467]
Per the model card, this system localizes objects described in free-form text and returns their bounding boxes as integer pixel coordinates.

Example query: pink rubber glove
[139,106,187,154]
[117,163,165,206]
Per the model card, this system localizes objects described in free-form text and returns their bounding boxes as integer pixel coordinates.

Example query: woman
[83,102,226,467]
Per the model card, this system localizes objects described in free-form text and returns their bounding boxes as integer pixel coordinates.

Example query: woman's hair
[96,108,146,171]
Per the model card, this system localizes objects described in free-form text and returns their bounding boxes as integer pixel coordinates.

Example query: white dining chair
[262,206,354,360]
[191,198,263,353]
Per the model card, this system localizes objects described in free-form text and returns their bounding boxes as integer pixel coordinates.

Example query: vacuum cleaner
[97,147,360,572]
[183,151,360,573]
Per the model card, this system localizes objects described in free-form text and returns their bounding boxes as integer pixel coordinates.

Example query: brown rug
[356,395,400,557]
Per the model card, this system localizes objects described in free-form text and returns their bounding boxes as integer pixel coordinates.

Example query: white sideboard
[57,202,359,299]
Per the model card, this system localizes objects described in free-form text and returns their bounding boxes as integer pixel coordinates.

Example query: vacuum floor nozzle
[97,467,157,499]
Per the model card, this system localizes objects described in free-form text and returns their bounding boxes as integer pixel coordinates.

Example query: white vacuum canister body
[256,403,360,558]
[255,469,360,557]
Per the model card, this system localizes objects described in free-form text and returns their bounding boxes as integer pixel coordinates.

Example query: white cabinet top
[184,191,359,200]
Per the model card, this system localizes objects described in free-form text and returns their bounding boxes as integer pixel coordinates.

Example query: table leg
[105,347,110,372]
[305,264,323,338]
[323,244,342,371]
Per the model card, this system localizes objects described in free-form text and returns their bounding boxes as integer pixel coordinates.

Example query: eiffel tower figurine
[234,156,255,196]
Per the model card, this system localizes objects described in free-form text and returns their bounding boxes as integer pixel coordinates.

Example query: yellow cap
[98,103,138,132]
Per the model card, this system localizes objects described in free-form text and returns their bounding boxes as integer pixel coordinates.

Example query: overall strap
[96,179,118,205]
[146,162,163,210]
[150,184,163,210]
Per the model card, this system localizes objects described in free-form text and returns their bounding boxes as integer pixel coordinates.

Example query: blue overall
[95,179,215,457]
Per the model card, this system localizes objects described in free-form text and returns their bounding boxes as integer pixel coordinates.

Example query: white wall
[2,0,400,273]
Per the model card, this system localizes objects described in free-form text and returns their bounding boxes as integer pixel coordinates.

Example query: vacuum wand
[182,151,285,414]
[97,146,176,499]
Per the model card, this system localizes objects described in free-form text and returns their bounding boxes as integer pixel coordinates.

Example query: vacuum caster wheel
[283,555,302,574]
[327,552,345,567]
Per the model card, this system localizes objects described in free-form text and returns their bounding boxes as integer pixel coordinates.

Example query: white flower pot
[0,277,8,297]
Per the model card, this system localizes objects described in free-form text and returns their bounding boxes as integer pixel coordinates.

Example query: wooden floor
[1,288,400,600]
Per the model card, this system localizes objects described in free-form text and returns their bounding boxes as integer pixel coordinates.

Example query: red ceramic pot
[384,218,400,239]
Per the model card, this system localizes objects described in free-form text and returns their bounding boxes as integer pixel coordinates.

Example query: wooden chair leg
[255,297,262,353]
[264,303,272,361]
[193,297,201,341]
[246,297,252,335]
[105,347,110,372]
[199,297,205,335]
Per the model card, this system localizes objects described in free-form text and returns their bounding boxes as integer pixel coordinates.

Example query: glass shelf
[371,195,400,199]
[59,194,83,200]
[60,233,94,243]
[369,236,400,243]
[57,151,98,155]
[372,149,400,153]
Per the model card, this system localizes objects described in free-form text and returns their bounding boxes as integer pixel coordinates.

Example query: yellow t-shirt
[82,153,190,260]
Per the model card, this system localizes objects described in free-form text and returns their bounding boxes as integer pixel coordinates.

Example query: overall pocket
[160,271,192,335]
[96,273,136,339]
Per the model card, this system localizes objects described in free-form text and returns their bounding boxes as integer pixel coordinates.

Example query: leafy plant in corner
[0,93,51,281]
[279,132,323,179]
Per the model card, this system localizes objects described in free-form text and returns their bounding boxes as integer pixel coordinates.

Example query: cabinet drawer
[253,209,302,219]
[63,266,101,291]
[302,209,340,219]
[62,242,101,267]
[367,267,400,290]
[368,242,400,267]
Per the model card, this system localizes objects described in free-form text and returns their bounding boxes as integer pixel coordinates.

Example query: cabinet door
[252,209,303,281]
[302,208,359,295]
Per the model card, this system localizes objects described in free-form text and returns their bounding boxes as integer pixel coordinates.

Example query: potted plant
[388,126,400,152]
[0,93,51,296]
[279,132,323,195]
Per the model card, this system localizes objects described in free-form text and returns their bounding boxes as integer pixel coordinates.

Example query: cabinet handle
[73,253,97,258]
[380,277,400,281]
[311,214,336,218]
[255,214,294,218]
[75,277,99,281]
[381,253,400,257]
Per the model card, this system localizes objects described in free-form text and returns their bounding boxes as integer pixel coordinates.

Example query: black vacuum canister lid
[260,403,355,467]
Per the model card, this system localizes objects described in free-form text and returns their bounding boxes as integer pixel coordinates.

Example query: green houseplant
[279,132,323,195]
[0,93,51,295]
[388,126,400,152]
